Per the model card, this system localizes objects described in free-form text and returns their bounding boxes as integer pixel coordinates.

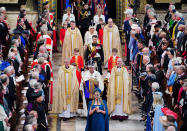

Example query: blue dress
[85,100,109,131]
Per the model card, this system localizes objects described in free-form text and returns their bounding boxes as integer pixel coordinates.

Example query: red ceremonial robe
[41,61,53,104]
[98,28,103,44]
[108,56,120,72]
[70,55,84,71]
[59,28,67,47]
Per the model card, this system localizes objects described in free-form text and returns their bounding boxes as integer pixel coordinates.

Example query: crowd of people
[0,0,186,131]
[125,3,187,131]
[0,1,54,131]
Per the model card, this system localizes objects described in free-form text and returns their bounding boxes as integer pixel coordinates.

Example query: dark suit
[8,59,20,76]
[7,76,16,111]
[33,101,48,131]
[85,43,104,74]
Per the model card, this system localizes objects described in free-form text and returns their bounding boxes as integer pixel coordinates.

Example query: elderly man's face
[71,22,76,29]
[64,60,70,67]
[89,67,94,74]
[117,58,122,67]
[108,19,113,27]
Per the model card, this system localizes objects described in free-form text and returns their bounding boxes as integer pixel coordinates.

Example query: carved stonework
[0,0,18,3]
[155,0,181,3]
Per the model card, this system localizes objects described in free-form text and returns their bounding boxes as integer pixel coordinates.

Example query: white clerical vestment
[79,70,104,116]
[107,67,132,116]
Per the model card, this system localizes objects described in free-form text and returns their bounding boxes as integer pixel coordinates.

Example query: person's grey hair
[145,4,151,11]
[34,82,42,89]
[37,53,43,58]
[148,11,156,18]
[175,11,183,18]
[24,124,33,131]
[149,8,155,13]
[11,39,19,46]
[170,5,175,10]
[42,53,48,59]
[144,55,150,63]
[47,31,53,35]
[40,25,48,35]
[0,74,8,84]
[38,57,45,64]
[31,71,39,79]
[146,64,153,68]
[183,82,187,87]
[179,65,186,72]
[0,7,6,12]
[39,46,47,52]
[4,66,14,74]
[29,79,37,88]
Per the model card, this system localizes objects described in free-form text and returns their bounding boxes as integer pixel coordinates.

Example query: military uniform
[85,43,104,74]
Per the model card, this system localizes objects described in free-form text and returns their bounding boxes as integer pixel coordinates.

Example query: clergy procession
[0,0,187,131]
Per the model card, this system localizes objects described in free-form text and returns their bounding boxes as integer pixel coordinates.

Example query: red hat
[161,107,178,120]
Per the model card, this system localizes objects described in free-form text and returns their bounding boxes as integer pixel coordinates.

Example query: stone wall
[6,11,38,30]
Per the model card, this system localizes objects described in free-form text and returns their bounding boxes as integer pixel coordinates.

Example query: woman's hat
[131,24,138,30]
[124,9,133,15]
[161,107,178,120]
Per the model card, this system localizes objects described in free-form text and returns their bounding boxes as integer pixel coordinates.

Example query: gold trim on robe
[62,27,83,64]
[103,24,122,63]
[107,67,132,115]
[51,65,79,113]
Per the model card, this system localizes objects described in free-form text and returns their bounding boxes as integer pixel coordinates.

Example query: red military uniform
[49,13,58,52]
[70,55,84,71]
[31,59,39,69]
[59,28,67,46]
[108,56,120,72]
[98,28,103,44]
[41,60,53,104]
[70,55,84,86]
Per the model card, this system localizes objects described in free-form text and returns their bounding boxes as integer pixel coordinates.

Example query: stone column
[139,0,147,13]
[182,3,187,11]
